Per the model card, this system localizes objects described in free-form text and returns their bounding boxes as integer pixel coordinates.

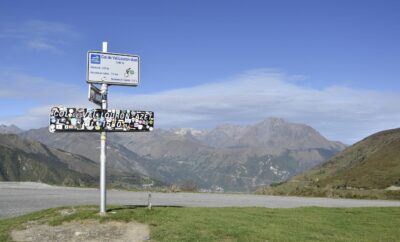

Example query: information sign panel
[49,107,153,133]
[87,51,139,86]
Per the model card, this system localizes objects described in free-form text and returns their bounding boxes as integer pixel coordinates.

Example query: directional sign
[88,84,102,106]
[49,107,154,133]
[87,51,139,86]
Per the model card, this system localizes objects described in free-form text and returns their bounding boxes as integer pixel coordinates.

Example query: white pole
[100,41,108,215]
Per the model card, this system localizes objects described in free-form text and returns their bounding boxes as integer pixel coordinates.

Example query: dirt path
[11,220,150,242]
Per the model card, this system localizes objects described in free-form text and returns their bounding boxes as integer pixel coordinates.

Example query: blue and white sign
[91,54,101,64]
[87,51,140,86]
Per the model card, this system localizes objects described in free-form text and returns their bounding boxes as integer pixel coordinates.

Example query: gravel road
[1,182,400,218]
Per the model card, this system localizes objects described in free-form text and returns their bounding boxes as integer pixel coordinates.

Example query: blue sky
[0,0,399,144]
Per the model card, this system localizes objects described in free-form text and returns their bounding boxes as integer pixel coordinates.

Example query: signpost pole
[50,41,150,214]
[100,41,108,215]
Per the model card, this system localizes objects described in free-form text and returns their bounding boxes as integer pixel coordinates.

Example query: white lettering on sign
[87,51,139,86]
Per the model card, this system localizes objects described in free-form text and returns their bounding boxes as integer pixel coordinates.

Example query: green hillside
[0,134,163,188]
[259,128,400,200]
[0,145,96,186]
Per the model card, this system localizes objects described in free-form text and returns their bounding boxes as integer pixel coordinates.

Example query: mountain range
[15,118,345,191]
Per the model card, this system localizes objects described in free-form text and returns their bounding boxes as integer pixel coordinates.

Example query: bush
[179,180,199,192]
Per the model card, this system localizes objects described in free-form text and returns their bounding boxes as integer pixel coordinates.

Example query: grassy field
[1,205,400,241]
[258,183,400,200]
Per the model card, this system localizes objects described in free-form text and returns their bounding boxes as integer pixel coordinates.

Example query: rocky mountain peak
[259,117,286,126]
[0,124,24,134]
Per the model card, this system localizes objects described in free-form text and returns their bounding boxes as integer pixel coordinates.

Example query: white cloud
[2,106,52,130]
[0,73,90,130]
[26,39,61,54]
[1,69,400,144]
[109,69,400,144]
[0,20,79,54]
[0,73,83,99]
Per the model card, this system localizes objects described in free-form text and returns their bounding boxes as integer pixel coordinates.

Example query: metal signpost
[49,42,153,215]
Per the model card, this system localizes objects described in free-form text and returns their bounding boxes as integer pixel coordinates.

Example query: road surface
[1,182,400,218]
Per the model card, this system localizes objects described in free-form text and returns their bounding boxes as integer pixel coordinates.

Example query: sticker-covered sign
[87,51,139,86]
[49,107,153,133]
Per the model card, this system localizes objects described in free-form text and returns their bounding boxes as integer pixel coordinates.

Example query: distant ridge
[0,124,23,134]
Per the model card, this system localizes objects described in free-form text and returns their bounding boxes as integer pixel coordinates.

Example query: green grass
[259,183,400,200]
[2,206,400,241]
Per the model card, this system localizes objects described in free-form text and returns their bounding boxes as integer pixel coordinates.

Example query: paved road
[1,182,400,218]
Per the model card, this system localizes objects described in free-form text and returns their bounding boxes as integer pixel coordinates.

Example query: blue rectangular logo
[90,54,101,64]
